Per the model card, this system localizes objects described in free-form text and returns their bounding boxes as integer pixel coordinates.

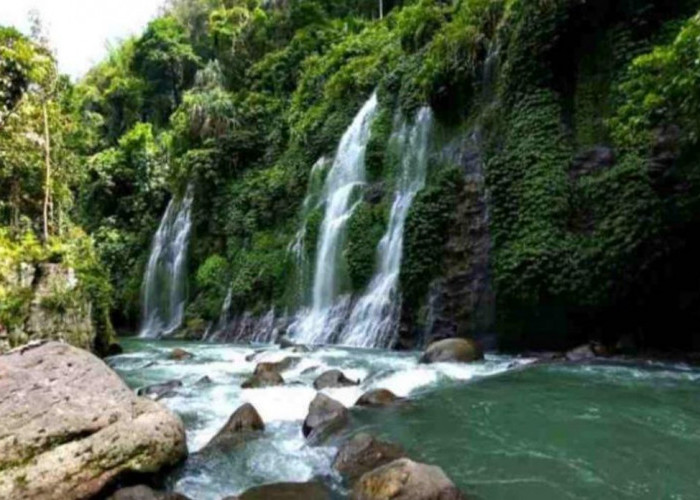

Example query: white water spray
[291,93,379,344]
[340,107,433,348]
[139,186,194,338]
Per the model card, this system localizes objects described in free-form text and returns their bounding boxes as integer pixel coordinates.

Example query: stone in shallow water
[108,485,191,500]
[419,338,483,364]
[302,393,348,441]
[223,481,331,500]
[137,379,183,400]
[355,389,401,407]
[352,458,467,500]
[254,356,299,375]
[334,433,406,483]
[0,342,187,500]
[169,348,194,360]
[201,403,264,451]
[313,369,359,389]
[242,370,284,388]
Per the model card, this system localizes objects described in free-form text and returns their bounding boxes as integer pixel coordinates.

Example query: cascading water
[291,93,379,344]
[340,107,433,348]
[139,185,194,338]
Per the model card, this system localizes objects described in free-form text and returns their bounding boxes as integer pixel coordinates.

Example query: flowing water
[291,94,379,344]
[140,186,194,338]
[340,107,433,349]
[109,342,700,500]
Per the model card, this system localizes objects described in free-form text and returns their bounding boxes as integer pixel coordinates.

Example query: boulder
[355,389,401,408]
[0,342,187,500]
[107,342,124,356]
[169,348,194,360]
[302,393,348,441]
[254,356,299,375]
[419,338,483,364]
[352,458,466,500]
[242,370,284,389]
[313,369,359,390]
[108,485,191,500]
[333,433,406,483]
[224,481,331,500]
[566,344,596,362]
[202,403,264,451]
[195,375,213,386]
[137,379,183,400]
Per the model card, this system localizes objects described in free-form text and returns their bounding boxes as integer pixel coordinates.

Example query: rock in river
[224,481,331,500]
[242,370,284,388]
[352,458,466,500]
[313,369,359,390]
[334,433,406,483]
[419,338,483,364]
[108,485,191,500]
[254,356,299,375]
[302,393,348,441]
[201,403,264,451]
[0,342,187,500]
[355,389,401,407]
[169,348,194,360]
[137,379,183,400]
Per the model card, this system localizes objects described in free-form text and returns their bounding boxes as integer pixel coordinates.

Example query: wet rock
[313,369,359,390]
[107,342,124,356]
[420,338,483,364]
[302,393,348,441]
[201,403,264,451]
[566,344,596,362]
[254,356,299,375]
[169,348,194,361]
[137,379,183,400]
[225,481,331,500]
[334,433,406,483]
[277,335,295,349]
[195,375,213,386]
[242,370,284,389]
[301,365,320,375]
[0,342,187,500]
[108,485,191,500]
[355,389,401,407]
[352,458,466,500]
[245,349,266,362]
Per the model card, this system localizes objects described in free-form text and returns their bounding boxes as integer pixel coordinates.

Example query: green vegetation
[3,0,700,352]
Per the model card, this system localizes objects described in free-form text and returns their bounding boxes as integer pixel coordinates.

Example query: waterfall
[291,93,379,344]
[139,185,194,338]
[340,107,433,348]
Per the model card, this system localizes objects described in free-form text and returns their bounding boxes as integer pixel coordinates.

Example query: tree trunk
[42,102,51,243]
[379,0,384,19]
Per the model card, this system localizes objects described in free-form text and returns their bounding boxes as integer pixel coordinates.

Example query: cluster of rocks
[0,337,483,499]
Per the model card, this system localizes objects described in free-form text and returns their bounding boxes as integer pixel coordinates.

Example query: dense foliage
[3,0,700,352]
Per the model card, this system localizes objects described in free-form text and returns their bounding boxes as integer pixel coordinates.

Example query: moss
[345,201,387,292]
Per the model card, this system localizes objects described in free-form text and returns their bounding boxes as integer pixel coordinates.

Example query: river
[109,340,700,499]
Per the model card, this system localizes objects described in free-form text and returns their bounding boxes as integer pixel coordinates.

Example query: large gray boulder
[302,393,348,441]
[352,458,466,500]
[0,342,187,500]
[419,338,483,364]
[334,433,406,483]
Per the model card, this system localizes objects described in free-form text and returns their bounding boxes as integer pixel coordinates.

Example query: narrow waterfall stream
[139,186,194,338]
[340,107,433,348]
[291,94,379,345]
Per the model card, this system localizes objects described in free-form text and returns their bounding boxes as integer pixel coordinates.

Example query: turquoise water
[109,341,700,499]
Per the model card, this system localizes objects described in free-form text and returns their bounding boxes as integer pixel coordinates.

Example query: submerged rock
[137,379,183,400]
[313,369,359,390]
[169,348,194,360]
[108,485,191,500]
[302,393,348,441]
[352,458,466,500]
[195,375,213,386]
[0,342,187,500]
[334,433,406,483]
[242,370,284,388]
[419,338,483,364]
[202,403,264,451]
[225,481,331,500]
[355,389,401,407]
[254,356,299,375]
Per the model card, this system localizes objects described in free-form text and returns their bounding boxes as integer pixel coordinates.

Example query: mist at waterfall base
[109,341,700,500]
[139,186,194,338]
